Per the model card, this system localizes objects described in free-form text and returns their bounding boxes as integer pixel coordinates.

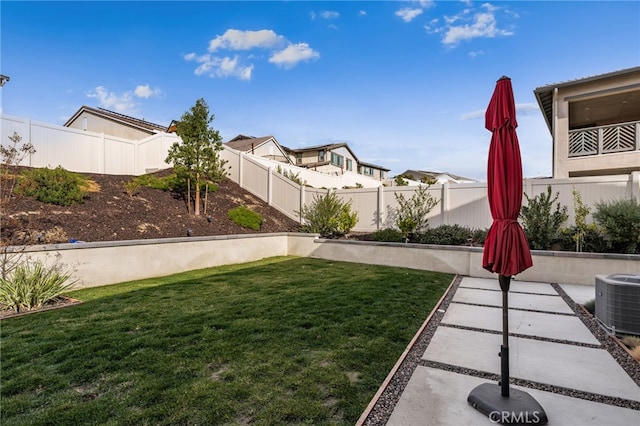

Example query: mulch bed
[1,168,301,246]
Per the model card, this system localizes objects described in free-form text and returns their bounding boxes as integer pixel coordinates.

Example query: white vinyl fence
[3,113,639,232]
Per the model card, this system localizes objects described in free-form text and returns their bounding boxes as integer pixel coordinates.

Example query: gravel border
[359,276,640,425]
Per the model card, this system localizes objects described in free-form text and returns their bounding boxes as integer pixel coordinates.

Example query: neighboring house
[64,105,167,140]
[224,134,292,164]
[282,142,390,181]
[399,170,477,184]
[534,66,640,178]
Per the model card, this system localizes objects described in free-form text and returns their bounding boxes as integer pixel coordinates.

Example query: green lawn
[1,256,453,425]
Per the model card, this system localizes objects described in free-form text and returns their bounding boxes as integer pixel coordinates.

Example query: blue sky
[1,1,639,180]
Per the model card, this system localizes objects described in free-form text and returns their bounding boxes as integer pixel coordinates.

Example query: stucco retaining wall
[8,234,639,289]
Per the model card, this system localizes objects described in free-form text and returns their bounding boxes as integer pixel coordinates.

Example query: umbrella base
[468,383,548,424]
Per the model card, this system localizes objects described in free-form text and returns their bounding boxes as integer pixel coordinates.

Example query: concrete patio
[359,276,640,425]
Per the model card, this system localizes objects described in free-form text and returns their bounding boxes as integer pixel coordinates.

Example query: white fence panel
[29,122,104,173]
[241,155,269,200]
[105,137,136,175]
[447,183,492,230]
[0,114,30,148]
[336,187,379,231]
[221,147,241,183]
[136,133,180,175]
[271,172,302,221]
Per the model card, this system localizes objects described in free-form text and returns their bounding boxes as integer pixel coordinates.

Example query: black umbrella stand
[467,275,548,425]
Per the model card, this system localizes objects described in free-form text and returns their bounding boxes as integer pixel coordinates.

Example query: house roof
[533,66,640,132]
[64,105,167,133]
[359,161,390,172]
[400,169,475,182]
[224,135,276,152]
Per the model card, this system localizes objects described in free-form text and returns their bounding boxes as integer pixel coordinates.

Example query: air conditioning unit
[595,274,640,336]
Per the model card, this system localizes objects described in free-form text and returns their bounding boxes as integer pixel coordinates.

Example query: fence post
[630,171,640,200]
[377,185,384,230]
[238,152,244,188]
[441,182,450,226]
[267,166,273,206]
[100,132,106,174]
[299,186,305,224]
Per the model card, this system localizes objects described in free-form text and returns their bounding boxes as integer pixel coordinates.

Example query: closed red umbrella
[468,77,547,425]
[482,76,533,277]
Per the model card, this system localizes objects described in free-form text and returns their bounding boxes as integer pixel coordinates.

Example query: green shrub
[582,299,595,315]
[470,228,488,246]
[370,228,404,243]
[227,206,263,231]
[557,225,608,253]
[420,224,472,246]
[122,179,142,198]
[394,185,439,238]
[17,166,87,205]
[520,185,568,250]
[0,260,76,312]
[133,173,181,191]
[296,190,358,238]
[394,175,409,186]
[592,198,640,254]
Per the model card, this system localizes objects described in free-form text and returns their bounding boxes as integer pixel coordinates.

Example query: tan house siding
[535,67,640,178]
[65,106,167,141]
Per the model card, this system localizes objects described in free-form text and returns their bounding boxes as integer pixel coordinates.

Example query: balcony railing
[569,120,640,157]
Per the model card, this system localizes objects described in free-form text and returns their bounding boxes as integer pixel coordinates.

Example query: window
[346,159,353,171]
[318,150,325,162]
[362,166,374,176]
[330,152,344,167]
[296,153,302,164]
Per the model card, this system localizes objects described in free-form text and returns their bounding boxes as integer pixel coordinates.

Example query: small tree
[0,132,35,207]
[296,190,358,238]
[394,184,439,241]
[520,185,568,250]
[1,132,36,279]
[571,189,591,252]
[165,98,227,216]
[394,175,408,186]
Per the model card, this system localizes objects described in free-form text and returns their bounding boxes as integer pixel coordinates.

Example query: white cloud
[359,10,367,16]
[187,29,318,79]
[269,43,320,69]
[441,4,514,46]
[396,8,423,23]
[468,50,484,58]
[208,29,285,52]
[186,53,253,80]
[321,11,339,19]
[395,1,434,23]
[87,86,135,114]
[134,84,162,99]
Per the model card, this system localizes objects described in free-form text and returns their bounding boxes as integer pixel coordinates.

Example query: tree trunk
[194,172,201,216]
[187,178,192,215]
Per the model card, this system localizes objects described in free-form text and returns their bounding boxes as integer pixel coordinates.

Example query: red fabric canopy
[482,77,533,277]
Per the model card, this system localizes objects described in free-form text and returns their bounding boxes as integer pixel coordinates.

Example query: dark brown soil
[1,168,301,246]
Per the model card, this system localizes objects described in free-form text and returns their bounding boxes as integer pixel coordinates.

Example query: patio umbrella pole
[499,274,511,398]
